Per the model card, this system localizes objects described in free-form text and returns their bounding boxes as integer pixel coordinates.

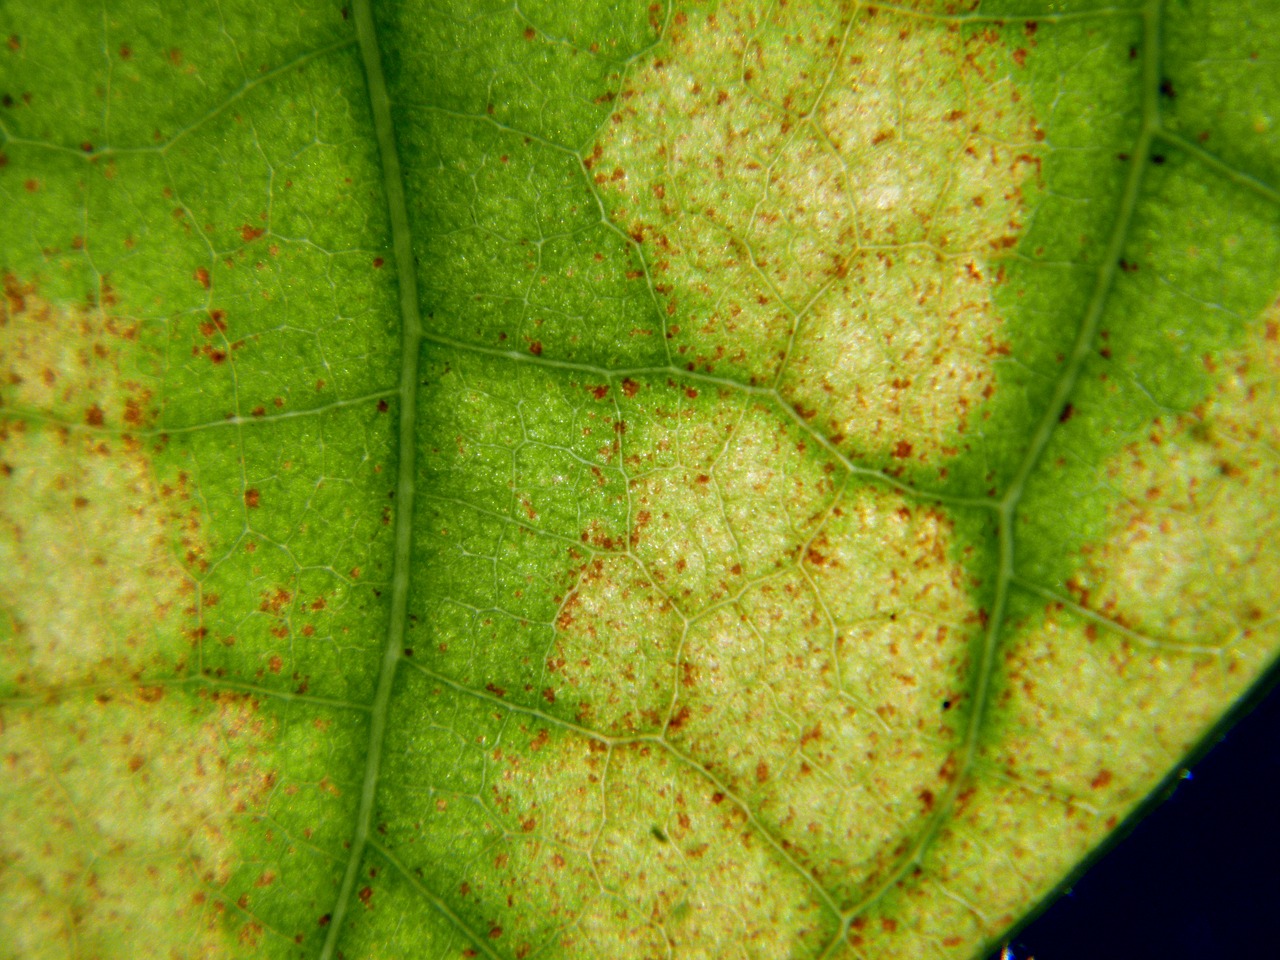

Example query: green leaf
[2,0,1278,957]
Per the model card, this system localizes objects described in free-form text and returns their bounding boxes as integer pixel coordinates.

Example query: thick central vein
[319,2,423,957]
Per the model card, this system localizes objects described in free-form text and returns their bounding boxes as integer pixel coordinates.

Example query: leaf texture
[1,1,1278,958]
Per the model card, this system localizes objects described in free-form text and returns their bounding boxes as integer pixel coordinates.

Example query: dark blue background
[991,668,1280,959]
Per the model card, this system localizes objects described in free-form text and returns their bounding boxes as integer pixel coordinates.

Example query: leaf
[1,0,1277,957]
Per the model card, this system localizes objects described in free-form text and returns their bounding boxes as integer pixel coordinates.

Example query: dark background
[991,668,1280,959]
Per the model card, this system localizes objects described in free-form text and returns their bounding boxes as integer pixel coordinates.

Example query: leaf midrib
[318,0,424,956]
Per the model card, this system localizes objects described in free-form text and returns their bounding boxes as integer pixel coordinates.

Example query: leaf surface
[2,1,1278,958]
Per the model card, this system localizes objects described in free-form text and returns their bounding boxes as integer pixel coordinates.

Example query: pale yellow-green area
[0,278,199,685]
[0,280,274,960]
[548,553,684,734]
[425,383,984,953]
[1070,308,1280,646]
[592,1,1041,459]
[423,726,838,960]
[857,304,1280,960]
[0,690,276,960]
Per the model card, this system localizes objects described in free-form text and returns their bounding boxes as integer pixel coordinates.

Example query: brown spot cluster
[0,688,281,959]
[1,277,289,957]
[433,716,837,957]
[590,5,1044,461]
[957,300,1280,959]
[546,554,683,735]
[1,278,203,688]
[2,274,152,429]
[1065,302,1280,650]
[537,386,979,907]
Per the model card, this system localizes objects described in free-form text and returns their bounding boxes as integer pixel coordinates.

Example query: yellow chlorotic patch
[1067,307,1280,647]
[0,278,199,687]
[550,552,684,735]
[919,304,1280,959]
[410,707,839,959]
[0,279,278,958]
[660,484,980,907]
[426,380,985,950]
[0,419,204,686]
[0,275,153,429]
[592,2,1042,459]
[0,689,278,960]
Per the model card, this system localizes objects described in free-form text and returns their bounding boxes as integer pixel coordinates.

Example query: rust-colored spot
[260,587,292,614]
[529,341,543,356]
[244,488,260,508]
